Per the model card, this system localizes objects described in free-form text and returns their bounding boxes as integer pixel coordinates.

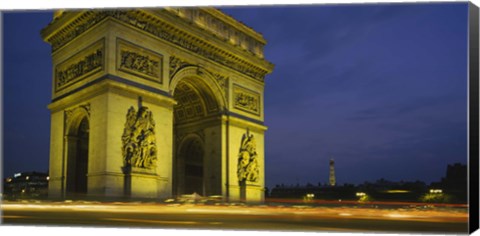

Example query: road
[1,201,468,233]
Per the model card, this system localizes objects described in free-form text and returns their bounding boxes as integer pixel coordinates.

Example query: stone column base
[245,183,264,203]
[123,167,159,199]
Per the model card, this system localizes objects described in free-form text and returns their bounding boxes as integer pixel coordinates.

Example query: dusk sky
[3,3,469,189]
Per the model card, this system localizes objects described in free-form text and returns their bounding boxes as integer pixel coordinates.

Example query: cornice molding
[203,8,266,44]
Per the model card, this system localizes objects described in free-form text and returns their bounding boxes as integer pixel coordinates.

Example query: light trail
[103,218,202,225]
[265,198,469,208]
[186,208,252,214]
[384,213,414,218]
[1,201,469,233]
[1,201,468,224]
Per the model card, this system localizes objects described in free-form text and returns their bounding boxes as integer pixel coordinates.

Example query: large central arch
[172,68,225,197]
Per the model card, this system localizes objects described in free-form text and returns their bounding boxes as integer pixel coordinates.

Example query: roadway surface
[1,201,469,233]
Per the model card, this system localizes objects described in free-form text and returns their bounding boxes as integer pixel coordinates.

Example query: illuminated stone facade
[42,8,273,202]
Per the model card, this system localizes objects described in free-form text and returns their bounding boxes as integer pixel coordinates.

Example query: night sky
[3,3,469,189]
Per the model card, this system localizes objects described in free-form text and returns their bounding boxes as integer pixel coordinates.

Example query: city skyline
[3,3,469,189]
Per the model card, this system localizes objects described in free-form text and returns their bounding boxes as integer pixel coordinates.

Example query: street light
[304,193,315,202]
[429,189,442,194]
[356,192,366,197]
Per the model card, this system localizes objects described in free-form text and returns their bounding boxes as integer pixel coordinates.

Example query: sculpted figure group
[122,106,157,169]
[234,91,258,113]
[237,130,259,183]
[120,50,159,77]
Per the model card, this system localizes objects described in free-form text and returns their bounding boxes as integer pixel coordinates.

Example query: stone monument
[41,8,273,202]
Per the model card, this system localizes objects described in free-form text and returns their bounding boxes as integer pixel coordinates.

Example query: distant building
[269,183,356,200]
[269,179,428,202]
[269,163,465,203]
[3,172,49,199]
[357,179,428,202]
[430,163,467,203]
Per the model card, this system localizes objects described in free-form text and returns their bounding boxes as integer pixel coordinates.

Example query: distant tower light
[329,159,336,186]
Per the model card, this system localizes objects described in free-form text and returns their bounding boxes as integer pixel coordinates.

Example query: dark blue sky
[3,3,469,188]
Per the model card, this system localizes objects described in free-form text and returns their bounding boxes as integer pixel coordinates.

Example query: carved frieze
[55,40,104,92]
[233,84,260,116]
[117,39,163,83]
[45,10,270,82]
[237,129,259,183]
[122,106,157,169]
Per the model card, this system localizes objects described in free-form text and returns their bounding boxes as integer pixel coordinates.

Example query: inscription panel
[55,39,105,92]
[117,39,163,83]
[233,84,260,116]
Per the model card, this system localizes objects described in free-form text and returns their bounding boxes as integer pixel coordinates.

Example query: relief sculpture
[120,50,160,78]
[233,85,260,115]
[117,39,163,83]
[55,48,103,91]
[237,130,259,183]
[235,92,258,112]
[122,106,157,169]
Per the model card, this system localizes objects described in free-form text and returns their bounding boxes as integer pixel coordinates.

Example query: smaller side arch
[65,104,90,136]
[63,104,90,196]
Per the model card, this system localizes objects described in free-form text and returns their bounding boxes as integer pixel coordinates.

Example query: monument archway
[175,135,204,195]
[43,8,273,202]
[172,71,225,197]
[64,106,90,197]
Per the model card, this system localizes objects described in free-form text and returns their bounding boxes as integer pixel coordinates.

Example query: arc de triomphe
[41,8,273,202]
